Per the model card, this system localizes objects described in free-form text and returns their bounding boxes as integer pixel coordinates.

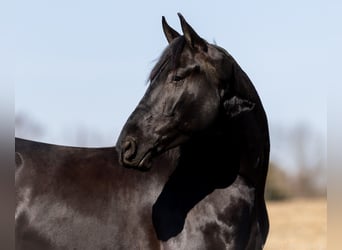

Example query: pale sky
[14,1,341,171]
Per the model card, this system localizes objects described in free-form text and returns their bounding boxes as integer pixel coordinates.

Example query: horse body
[16,14,270,250]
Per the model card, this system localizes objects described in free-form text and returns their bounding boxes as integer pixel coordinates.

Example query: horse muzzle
[117,136,154,171]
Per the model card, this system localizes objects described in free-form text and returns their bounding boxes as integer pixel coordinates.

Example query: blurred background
[14,0,339,249]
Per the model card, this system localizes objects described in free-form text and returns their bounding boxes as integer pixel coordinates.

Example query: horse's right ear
[162,16,180,44]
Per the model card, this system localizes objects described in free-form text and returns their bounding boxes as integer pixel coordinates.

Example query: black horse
[15,14,270,250]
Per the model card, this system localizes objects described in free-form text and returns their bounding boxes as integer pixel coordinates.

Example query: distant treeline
[265,162,326,201]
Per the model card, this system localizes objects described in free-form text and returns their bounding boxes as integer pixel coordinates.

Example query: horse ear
[162,16,181,44]
[178,13,207,51]
[223,96,255,118]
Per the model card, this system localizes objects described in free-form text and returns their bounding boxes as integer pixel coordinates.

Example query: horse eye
[173,75,183,82]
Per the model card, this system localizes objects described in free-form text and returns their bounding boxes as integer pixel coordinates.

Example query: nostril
[123,140,131,151]
[122,137,137,162]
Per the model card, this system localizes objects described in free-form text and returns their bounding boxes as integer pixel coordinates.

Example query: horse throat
[152,122,240,241]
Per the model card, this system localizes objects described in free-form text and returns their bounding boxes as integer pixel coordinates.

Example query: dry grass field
[264,198,327,250]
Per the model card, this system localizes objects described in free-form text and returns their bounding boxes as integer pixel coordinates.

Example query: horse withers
[16,14,270,250]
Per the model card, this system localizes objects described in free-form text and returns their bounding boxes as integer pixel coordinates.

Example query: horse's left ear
[223,96,255,118]
[178,13,207,52]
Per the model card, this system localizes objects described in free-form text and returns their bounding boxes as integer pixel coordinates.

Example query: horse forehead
[180,45,223,67]
[175,47,194,63]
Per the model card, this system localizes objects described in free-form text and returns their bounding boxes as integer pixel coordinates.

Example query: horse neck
[229,60,270,192]
[180,57,270,192]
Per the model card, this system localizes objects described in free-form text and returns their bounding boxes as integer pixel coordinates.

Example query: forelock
[149,37,186,82]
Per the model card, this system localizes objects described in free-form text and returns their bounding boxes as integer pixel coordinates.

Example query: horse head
[116,13,254,170]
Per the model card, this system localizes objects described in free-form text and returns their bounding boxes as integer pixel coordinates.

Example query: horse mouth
[119,133,189,171]
[136,151,153,171]
[136,134,189,170]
